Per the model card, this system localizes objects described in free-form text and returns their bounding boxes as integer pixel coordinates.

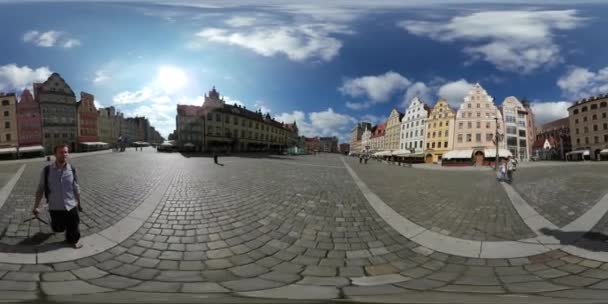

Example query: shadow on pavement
[541,227,608,252]
[16,232,54,246]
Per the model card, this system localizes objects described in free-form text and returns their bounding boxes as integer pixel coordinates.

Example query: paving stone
[3,271,40,281]
[157,260,180,270]
[340,266,365,277]
[155,271,204,282]
[90,274,142,289]
[272,262,303,274]
[207,249,233,259]
[505,281,570,293]
[346,250,372,259]
[343,284,408,296]
[260,271,301,284]
[352,274,410,286]
[508,258,530,266]
[301,265,336,277]
[579,260,602,269]
[534,268,569,279]
[41,278,112,296]
[221,278,284,292]
[238,284,339,300]
[400,267,433,278]
[229,263,269,277]
[71,267,108,280]
[552,275,601,287]
[201,270,239,282]
[21,265,54,272]
[499,274,542,283]
[454,275,500,286]
[437,284,505,293]
[134,257,160,268]
[41,271,77,281]
[365,264,398,276]
[179,261,205,271]
[128,268,160,281]
[0,280,37,291]
[396,278,447,290]
[205,259,233,270]
[298,276,350,287]
[182,282,230,293]
[52,262,80,272]
[558,264,588,274]
[128,281,182,293]
[581,269,608,279]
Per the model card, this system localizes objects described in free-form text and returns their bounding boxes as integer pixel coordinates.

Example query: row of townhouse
[175,87,299,153]
[349,83,537,165]
[0,72,162,158]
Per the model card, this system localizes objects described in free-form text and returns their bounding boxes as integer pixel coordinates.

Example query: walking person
[32,144,83,249]
[506,156,517,183]
[213,151,219,164]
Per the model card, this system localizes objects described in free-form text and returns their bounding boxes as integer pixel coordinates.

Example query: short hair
[54,144,69,153]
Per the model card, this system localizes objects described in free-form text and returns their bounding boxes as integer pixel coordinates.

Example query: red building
[77,92,99,149]
[17,89,43,150]
[339,143,350,154]
[304,136,320,153]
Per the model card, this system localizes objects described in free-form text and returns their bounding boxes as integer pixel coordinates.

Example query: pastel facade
[384,108,403,151]
[400,97,430,152]
[425,98,456,163]
[501,96,531,161]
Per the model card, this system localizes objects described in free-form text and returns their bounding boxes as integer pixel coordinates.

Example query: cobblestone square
[0,150,608,302]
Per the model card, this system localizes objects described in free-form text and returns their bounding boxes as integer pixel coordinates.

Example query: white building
[400,96,430,152]
[361,124,372,152]
[502,96,531,161]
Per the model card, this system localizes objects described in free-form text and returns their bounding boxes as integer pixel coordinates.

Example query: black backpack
[44,164,77,202]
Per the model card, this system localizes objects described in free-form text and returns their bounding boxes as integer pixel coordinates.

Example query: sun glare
[156,65,187,93]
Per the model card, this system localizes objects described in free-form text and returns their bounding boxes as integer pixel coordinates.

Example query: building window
[427,132,430,138]
[4,122,8,129]
[468,112,472,118]
[466,134,472,142]
[215,113,221,121]
[475,133,481,142]
[5,134,10,141]
[476,121,481,128]
[1,100,8,106]
[431,142,435,148]
[468,103,471,108]
[576,128,579,134]
[591,104,598,110]
[582,106,588,112]
[54,133,59,138]
[601,102,607,108]
[575,118,579,124]
[234,118,238,125]
[593,114,598,120]
[573,109,579,114]
[446,121,449,126]
[467,122,472,128]
[604,123,608,130]
[576,138,580,144]
[477,112,481,117]
[432,131,436,138]
[585,137,589,144]
[3,111,8,117]
[457,134,463,143]
[519,130,526,137]
[603,113,607,118]
[595,136,599,144]
[420,140,423,148]
[459,122,463,129]
[594,125,598,131]
[486,133,493,141]
[584,126,589,133]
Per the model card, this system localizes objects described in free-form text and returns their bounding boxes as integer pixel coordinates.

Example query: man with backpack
[32,144,83,249]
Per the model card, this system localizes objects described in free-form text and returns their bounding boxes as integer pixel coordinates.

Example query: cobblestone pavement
[513,164,608,227]
[2,153,608,302]
[0,150,176,248]
[346,157,534,241]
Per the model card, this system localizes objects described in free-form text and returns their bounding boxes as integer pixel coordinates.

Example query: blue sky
[1,0,608,142]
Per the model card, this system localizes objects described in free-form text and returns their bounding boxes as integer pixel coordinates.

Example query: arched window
[600,102,607,108]
[582,106,588,112]
[591,104,598,110]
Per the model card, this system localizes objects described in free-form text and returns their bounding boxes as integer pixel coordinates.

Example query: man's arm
[33,169,45,215]
[73,168,82,211]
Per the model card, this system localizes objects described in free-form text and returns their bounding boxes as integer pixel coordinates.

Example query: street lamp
[493,116,504,171]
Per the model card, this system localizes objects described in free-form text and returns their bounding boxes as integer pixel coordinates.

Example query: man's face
[55,146,69,162]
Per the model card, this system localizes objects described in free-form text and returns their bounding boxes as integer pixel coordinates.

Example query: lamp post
[494,116,503,171]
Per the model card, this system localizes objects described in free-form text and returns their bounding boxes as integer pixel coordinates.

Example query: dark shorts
[49,207,81,244]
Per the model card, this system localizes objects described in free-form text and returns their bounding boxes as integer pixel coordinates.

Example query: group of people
[359,154,369,164]
[498,156,518,183]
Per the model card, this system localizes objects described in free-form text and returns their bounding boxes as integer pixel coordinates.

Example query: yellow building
[425,98,455,163]
[384,108,403,151]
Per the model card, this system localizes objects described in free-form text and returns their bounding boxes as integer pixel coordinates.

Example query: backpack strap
[44,165,50,202]
[71,165,77,183]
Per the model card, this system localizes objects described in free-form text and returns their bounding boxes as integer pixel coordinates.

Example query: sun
[156,66,188,94]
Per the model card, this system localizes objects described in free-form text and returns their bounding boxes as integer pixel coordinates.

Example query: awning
[0,147,17,154]
[601,149,608,155]
[443,149,473,160]
[80,142,97,146]
[392,149,411,157]
[484,148,513,158]
[18,145,44,152]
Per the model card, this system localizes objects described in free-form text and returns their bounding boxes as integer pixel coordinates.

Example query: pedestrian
[213,151,219,164]
[364,154,369,164]
[507,156,517,183]
[359,155,363,163]
[32,144,83,249]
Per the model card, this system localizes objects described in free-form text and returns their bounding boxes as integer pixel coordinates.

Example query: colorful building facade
[425,98,456,163]
[384,108,403,151]
[400,97,430,152]
[77,92,98,145]
[17,89,42,149]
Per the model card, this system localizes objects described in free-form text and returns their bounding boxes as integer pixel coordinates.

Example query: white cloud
[340,71,411,102]
[359,114,386,125]
[345,101,372,110]
[276,108,355,140]
[224,96,245,107]
[557,66,608,99]
[225,16,258,27]
[63,38,81,48]
[399,10,586,73]
[124,103,176,138]
[530,101,572,125]
[93,70,109,84]
[0,64,52,92]
[437,79,475,108]
[195,23,350,62]
[402,82,432,108]
[176,95,205,106]
[113,87,156,105]
[22,30,81,48]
